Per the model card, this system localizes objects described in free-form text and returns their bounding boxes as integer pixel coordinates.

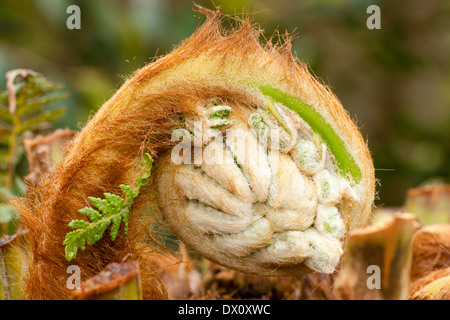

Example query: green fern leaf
[0,71,67,190]
[68,220,90,229]
[63,230,87,262]
[20,92,68,116]
[120,184,135,201]
[110,215,122,241]
[78,207,102,222]
[18,109,65,134]
[136,152,153,191]
[121,207,130,236]
[87,196,111,215]
[63,153,153,261]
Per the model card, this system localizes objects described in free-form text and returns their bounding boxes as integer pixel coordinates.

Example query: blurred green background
[0,0,448,207]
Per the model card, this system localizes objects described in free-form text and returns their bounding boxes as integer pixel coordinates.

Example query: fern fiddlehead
[15,7,375,299]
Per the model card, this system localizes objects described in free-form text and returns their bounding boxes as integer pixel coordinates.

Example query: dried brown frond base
[405,184,450,224]
[334,213,420,300]
[409,224,450,300]
[72,262,142,300]
[409,267,450,300]
[23,128,76,186]
[0,230,27,300]
[410,224,450,283]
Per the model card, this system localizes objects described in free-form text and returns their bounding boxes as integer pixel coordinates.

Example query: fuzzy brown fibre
[409,267,450,300]
[14,7,375,299]
[410,224,450,283]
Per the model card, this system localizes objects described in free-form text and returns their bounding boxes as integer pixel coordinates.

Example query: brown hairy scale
[13,7,375,299]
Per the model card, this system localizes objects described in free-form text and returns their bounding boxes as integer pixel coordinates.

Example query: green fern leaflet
[63,153,153,261]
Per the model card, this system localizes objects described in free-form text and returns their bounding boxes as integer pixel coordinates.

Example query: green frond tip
[258,85,362,184]
[136,152,153,191]
[63,152,153,262]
